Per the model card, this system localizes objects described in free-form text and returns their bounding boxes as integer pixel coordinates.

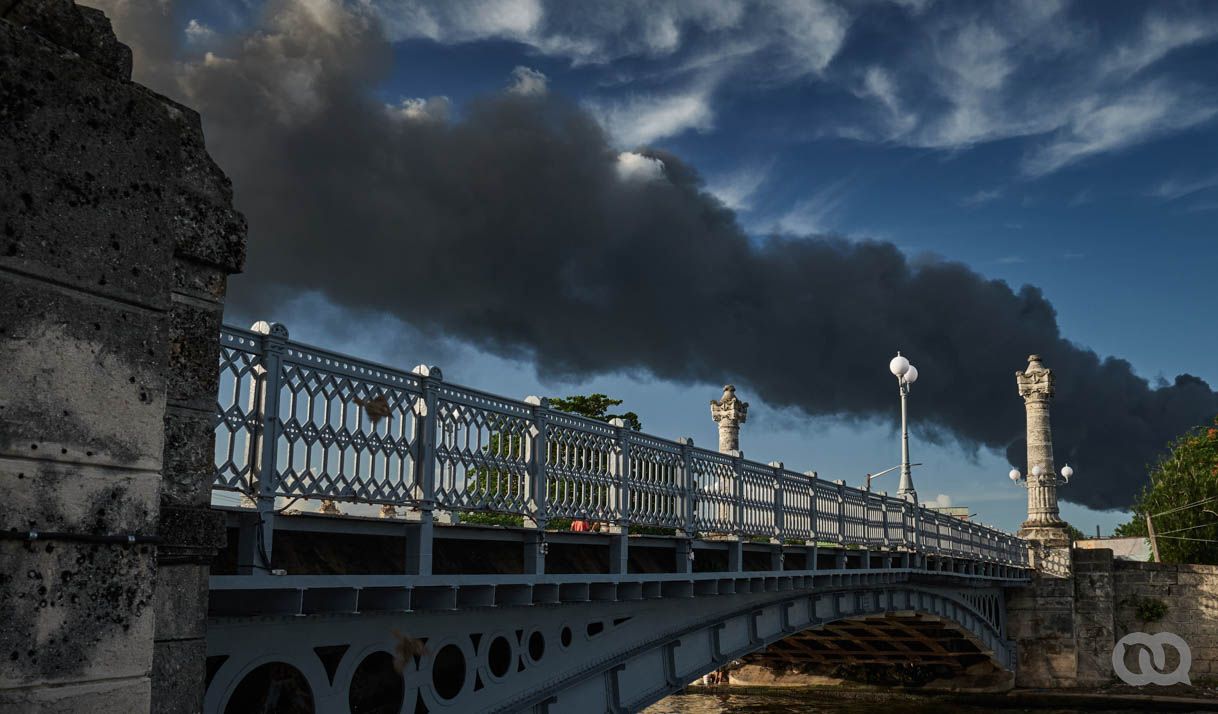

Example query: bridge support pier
[727,539,744,572]
[523,530,546,574]
[405,514,435,575]
[675,539,693,573]
[235,512,275,576]
[609,530,629,574]
[770,543,784,571]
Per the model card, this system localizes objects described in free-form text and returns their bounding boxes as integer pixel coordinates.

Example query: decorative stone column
[710,385,749,454]
[1017,355,1070,547]
[709,386,748,541]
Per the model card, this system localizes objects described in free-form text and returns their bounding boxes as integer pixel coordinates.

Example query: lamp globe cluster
[889,353,918,384]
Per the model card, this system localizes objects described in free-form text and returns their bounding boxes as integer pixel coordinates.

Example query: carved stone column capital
[711,385,749,454]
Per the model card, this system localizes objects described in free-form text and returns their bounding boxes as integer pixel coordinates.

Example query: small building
[924,505,971,520]
[1073,536,1153,561]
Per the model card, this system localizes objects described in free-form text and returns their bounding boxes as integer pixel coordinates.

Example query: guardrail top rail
[214,323,1029,567]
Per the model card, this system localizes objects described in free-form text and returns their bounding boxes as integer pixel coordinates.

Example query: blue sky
[164,0,1218,533]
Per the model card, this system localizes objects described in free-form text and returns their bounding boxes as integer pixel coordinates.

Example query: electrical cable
[1,529,161,545]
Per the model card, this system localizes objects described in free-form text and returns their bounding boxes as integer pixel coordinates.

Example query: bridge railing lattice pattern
[214,323,1029,566]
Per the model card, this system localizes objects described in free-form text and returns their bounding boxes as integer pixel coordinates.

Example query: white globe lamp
[889,353,910,377]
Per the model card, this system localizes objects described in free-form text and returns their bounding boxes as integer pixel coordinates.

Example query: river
[645,689,1148,713]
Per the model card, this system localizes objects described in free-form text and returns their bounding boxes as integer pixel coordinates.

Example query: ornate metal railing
[214,323,1029,566]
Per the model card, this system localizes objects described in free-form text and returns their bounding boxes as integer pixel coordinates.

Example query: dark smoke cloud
[93,0,1218,510]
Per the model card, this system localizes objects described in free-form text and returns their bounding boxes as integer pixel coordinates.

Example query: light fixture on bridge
[889,352,919,502]
[1009,462,1074,487]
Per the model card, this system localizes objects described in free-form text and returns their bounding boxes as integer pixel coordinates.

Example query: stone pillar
[710,385,748,454]
[1017,355,1070,547]
[0,3,245,711]
[710,386,748,535]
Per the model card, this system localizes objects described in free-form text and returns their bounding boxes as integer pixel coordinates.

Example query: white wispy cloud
[588,86,715,147]
[507,66,548,96]
[614,152,666,182]
[184,18,215,44]
[1148,173,1218,201]
[1021,81,1218,176]
[961,187,1003,206]
[843,3,1218,176]
[704,162,771,211]
[387,96,451,123]
[371,1,1218,177]
[771,179,851,235]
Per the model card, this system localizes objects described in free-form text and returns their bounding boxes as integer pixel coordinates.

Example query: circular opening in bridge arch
[526,631,545,663]
[348,651,404,714]
[224,662,313,714]
[560,627,572,648]
[487,636,512,679]
[432,644,466,701]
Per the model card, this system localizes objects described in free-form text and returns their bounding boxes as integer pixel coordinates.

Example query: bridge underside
[205,568,1016,714]
[744,612,998,685]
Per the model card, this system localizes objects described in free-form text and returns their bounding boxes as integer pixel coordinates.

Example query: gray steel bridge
[205,323,1032,713]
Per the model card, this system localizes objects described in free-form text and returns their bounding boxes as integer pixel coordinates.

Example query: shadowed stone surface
[1008,549,1218,688]
[0,1,245,711]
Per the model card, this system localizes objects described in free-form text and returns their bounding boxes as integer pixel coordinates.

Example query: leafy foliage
[461,393,641,529]
[1115,416,1218,565]
[1131,596,1168,622]
[549,394,641,431]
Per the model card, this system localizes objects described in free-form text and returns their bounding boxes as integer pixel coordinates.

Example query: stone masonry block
[3,0,132,79]
[0,457,158,533]
[162,409,219,507]
[152,563,208,642]
[0,23,179,307]
[0,539,156,688]
[0,276,168,470]
[151,638,206,714]
[174,258,229,304]
[166,298,224,409]
[0,675,150,714]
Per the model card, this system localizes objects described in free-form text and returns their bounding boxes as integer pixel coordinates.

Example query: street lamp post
[889,352,920,502]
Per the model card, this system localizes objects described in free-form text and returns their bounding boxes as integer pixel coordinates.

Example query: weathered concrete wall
[1112,560,1218,682]
[1006,568,1078,687]
[0,1,244,711]
[1008,549,1218,688]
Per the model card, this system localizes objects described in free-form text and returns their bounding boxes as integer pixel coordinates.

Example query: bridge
[204,323,1032,714]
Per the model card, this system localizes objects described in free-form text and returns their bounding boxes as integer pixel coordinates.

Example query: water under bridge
[204,323,1033,714]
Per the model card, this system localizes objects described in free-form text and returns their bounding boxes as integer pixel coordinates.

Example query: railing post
[834,480,847,569]
[238,321,287,575]
[806,471,818,572]
[609,418,631,575]
[725,449,744,572]
[769,462,784,571]
[406,365,442,575]
[675,438,695,573]
[880,492,890,548]
[523,396,550,575]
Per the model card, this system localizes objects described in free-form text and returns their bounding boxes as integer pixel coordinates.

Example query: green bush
[1131,596,1168,622]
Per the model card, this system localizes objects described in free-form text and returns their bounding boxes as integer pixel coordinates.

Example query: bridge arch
[205,574,1016,714]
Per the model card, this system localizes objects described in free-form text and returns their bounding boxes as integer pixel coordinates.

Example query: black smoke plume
[94,0,1218,510]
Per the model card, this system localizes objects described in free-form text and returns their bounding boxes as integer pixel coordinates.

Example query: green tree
[461,393,641,528]
[549,394,641,430]
[1115,416,1218,565]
